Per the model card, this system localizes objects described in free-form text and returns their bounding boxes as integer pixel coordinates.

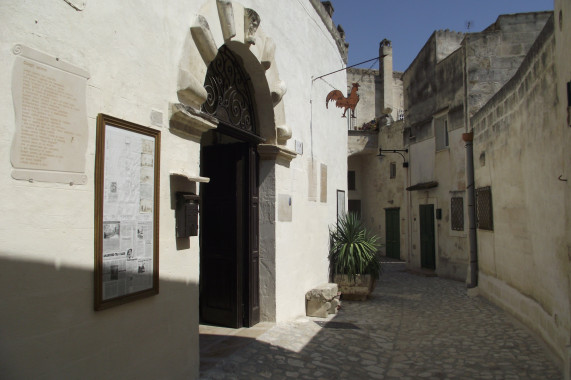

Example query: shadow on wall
[0,257,199,379]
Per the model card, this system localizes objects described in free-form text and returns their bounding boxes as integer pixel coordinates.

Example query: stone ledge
[169,103,217,138]
[257,144,297,167]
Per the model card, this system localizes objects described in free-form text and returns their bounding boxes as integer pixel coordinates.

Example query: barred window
[450,197,464,231]
[476,187,493,230]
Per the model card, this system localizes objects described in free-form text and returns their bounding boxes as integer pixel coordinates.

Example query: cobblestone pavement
[200,260,562,379]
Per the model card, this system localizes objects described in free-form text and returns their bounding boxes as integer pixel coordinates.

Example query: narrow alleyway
[200,260,562,379]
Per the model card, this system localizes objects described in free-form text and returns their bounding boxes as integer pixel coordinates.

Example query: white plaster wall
[0,1,203,379]
[410,138,435,185]
[257,0,347,322]
[0,0,348,377]
[360,121,408,258]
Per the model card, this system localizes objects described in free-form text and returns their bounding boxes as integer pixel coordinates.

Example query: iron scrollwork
[202,45,256,133]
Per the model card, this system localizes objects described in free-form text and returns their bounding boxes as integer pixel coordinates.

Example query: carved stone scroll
[190,15,219,65]
[244,8,260,45]
[261,37,276,70]
[277,124,292,145]
[216,0,236,41]
[271,80,287,106]
[177,69,208,109]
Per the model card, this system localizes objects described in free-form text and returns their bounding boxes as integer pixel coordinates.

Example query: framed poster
[337,190,346,221]
[94,114,160,310]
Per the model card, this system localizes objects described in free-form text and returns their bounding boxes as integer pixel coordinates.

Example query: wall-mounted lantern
[377,147,409,167]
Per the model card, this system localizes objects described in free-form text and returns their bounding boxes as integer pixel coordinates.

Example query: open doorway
[199,45,261,328]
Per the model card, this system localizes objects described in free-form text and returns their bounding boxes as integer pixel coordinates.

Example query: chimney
[321,1,334,18]
[379,39,394,119]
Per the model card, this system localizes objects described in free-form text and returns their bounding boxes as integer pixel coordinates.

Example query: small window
[389,162,396,179]
[451,197,464,231]
[476,187,493,230]
[435,115,449,151]
[348,171,356,190]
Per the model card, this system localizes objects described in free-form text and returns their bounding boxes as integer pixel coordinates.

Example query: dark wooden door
[385,208,400,259]
[419,204,436,269]
[246,146,260,326]
[200,142,259,328]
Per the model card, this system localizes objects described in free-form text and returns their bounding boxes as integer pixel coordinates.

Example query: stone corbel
[191,15,219,65]
[276,124,292,145]
[258,144,297,167]
[244,8,260,45]
[217,0,236,41]
[177,69,208,109]
[170,103,217,138]
[261,37,275,70]
[271,80,287,106]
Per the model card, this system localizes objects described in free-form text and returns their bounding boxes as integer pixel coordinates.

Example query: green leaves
[329,213,382,281]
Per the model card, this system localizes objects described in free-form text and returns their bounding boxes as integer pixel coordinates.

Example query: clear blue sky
[330,0,554,72]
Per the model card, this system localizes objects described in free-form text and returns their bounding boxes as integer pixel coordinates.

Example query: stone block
[305,283,338,301]
[305,283,340,317]
[328,298,340,314]
[306,299,331,318]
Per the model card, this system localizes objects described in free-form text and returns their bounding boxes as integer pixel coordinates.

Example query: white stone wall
[472,13,570,370]
[0,0,347,378]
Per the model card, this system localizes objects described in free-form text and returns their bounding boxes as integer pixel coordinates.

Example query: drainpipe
[463,131,478,288]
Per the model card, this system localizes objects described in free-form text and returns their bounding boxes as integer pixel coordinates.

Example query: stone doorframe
[169,0,297,322]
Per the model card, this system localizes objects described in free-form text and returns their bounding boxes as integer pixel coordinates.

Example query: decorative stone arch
[172,0,294,152]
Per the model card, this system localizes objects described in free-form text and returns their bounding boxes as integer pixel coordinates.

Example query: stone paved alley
[200,260,563,379]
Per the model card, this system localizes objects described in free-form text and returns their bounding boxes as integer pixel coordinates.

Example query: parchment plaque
[11,45,89,184]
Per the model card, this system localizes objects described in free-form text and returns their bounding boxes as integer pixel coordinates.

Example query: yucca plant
[329,212,382,282]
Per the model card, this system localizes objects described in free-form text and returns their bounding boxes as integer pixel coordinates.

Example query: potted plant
[329,212,382,300]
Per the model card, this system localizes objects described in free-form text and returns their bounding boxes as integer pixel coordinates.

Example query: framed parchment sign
[94,114,160,310]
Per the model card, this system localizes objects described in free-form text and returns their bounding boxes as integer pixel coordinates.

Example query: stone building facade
[0,1,348,378]
[353,5,569,375]
[402,12,551,281]
[346,41,407,260]
[471,10,571,375]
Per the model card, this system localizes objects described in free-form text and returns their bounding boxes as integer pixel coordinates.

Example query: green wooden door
[385,208,400,259]
[419,204,436,269]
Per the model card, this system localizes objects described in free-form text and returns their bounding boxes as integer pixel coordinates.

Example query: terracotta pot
[334,274,376,301]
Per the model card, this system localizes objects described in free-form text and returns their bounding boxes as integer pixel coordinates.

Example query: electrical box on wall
[175,192,200,238]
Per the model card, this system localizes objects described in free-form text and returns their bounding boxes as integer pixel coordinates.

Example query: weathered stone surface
[305,283,338,301]
[334,274,376,301]
[328,298,340,314]
[306,299,330,318]
[305,283,339,317]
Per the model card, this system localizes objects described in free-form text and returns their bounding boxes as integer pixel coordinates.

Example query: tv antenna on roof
[465,20,474,31]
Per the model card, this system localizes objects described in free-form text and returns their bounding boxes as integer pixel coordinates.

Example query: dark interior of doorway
[199,129,260,328]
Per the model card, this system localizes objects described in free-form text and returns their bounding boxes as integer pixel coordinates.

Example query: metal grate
[476,187,493,230]
[202,45,256,133]
[450,197,464,231]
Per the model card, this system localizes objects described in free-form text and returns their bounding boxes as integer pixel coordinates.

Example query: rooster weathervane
[326,82,360,118]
